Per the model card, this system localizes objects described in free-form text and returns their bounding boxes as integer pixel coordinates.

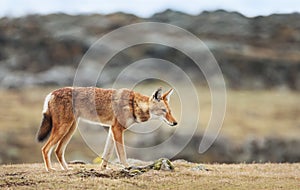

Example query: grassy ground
[1,86,299,139]
[0,161,299,189]
[0,87,299,189]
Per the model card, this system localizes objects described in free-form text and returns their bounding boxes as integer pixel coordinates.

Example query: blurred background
[0,0,299,164]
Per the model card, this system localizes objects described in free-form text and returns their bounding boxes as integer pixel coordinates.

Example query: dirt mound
[70,158,175,179]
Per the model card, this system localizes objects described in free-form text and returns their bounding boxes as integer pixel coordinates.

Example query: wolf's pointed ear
[162,88,174,102]
[151,87,162,102]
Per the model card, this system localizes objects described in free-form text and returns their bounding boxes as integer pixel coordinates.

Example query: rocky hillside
[1,10,300,89]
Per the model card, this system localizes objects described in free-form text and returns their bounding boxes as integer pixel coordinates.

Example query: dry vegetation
[1,86,299,139]
[0,161,299,189]
[193,87,300,142]
[0,86,299,163]
[0,86,299,189]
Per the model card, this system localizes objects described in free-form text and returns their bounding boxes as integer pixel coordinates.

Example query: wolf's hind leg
[55,121,77,170]
[42,127,65,172]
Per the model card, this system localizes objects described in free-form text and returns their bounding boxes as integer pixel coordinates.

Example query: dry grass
[0,161,299,189]
[196,88,300,142]
[0,87,51,133]
[0,86,299,163]
[0,87,299,189]
[0,86,299,139]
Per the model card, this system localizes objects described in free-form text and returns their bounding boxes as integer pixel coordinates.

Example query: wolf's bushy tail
[36,113,52,142]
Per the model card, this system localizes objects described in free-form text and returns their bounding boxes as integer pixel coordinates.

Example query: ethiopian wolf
[36,87,177,171]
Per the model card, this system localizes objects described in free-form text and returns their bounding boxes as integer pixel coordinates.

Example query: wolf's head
[149,88,177,126]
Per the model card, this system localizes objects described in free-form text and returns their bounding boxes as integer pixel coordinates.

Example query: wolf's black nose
[173,122,178,126]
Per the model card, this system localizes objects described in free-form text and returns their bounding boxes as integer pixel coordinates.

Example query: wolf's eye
[162,109,167,113]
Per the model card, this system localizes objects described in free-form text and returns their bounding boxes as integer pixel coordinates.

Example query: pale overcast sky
[1,0,300,18]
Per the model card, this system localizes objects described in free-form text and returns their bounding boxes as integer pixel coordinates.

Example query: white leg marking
[102,128,114,160]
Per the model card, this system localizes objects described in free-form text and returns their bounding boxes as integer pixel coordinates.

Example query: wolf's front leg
[100,128,114,170]
[112,122,128,168]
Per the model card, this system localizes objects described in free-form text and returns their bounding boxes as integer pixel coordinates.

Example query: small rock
[191,165,210,171]
[152,158,174,171]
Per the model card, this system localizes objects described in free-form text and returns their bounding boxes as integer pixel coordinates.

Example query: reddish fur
[37,87,177,171]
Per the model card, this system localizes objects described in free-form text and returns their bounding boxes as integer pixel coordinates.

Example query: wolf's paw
[47,167,57,172]
[100,164,107,171]
[123,163,129,168]
[61,167,73,171]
